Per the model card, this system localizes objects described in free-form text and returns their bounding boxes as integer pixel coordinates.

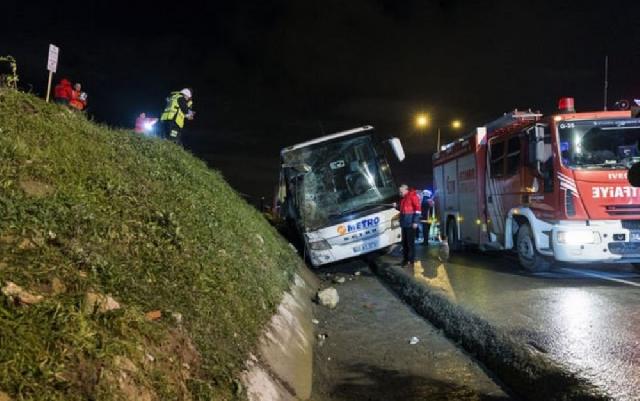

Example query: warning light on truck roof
[558,97,576,113]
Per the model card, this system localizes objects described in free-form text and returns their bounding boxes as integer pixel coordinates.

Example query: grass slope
[0,89,301,400]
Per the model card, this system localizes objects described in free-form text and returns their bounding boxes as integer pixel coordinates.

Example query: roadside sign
[45,44,59,102]
[47,44,59,73]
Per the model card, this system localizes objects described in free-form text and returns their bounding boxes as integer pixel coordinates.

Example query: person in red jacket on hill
[69,83,88,111]
[398,184,422,267]
[53,78,73,105]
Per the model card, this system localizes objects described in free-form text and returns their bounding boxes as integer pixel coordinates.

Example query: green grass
[0,89,302,400]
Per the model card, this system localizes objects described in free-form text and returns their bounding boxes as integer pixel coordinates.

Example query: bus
[277,126,405,266]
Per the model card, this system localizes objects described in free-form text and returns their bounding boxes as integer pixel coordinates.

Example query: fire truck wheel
[516,224,551,272]
[446,218,462,251]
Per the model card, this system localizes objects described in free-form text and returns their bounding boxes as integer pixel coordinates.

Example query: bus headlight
[557,230,601,245]
[309,239,331,250]
[391,214,401,229]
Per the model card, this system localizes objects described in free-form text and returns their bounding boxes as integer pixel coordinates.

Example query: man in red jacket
[53,78,73,105]
[398,184,421,267]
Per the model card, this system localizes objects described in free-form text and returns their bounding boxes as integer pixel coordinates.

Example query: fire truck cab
[433,98,640,271]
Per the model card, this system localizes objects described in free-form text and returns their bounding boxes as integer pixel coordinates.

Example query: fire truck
[433,98,640,271]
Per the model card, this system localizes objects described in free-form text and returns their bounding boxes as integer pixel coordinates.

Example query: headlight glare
[557,230,600,245]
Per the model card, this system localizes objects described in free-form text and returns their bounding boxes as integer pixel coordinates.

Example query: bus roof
[281,125,374,154]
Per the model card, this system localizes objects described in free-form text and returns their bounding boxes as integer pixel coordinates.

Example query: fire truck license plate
[631,232,640,242]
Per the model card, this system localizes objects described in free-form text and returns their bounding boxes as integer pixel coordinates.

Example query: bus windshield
[283,134,396,230]
[558,119,640,169]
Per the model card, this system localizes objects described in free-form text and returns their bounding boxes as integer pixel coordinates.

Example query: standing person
[160,88,194,144]
[69,83,88,111]
[421,189,434,243]
[398,184,421,267]
[53,78,73,105]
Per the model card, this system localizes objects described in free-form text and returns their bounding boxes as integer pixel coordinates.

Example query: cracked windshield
[284,134,396,230]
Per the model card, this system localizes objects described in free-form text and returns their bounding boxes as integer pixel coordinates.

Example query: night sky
[4,1,640,204]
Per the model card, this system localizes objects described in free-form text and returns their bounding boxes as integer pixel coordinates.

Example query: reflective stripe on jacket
[160,92,192,128]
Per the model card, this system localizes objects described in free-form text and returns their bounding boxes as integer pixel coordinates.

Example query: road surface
[310,259,511,401]
[391,244,640,401]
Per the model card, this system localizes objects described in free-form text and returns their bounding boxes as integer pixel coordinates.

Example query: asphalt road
[399,244,640,401]
[310,259,511,401]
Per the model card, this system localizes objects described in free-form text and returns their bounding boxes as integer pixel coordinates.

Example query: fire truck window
[505,136,521,176]
[490,141,505,178]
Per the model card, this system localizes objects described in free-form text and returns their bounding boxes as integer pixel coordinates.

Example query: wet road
[310,259,511,401]
[392,245,640,401]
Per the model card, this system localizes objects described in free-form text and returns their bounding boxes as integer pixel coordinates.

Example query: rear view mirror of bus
[389,137,405,162]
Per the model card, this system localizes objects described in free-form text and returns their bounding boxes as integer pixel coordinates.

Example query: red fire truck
[433,98,640,271]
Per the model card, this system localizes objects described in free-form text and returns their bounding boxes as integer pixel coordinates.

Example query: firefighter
[398,184,421,267]
[160,88,194,144]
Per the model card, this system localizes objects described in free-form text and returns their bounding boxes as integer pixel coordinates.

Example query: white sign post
[45,44,59,103]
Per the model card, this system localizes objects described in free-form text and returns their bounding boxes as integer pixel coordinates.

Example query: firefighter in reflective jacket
[160,88,194,143]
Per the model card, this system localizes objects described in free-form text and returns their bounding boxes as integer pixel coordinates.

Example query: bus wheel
[632,263,640,272]
[516,224,551,272]
[447,218,462,251]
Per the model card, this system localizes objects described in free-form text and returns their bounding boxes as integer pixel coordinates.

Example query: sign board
[47,44,59,73]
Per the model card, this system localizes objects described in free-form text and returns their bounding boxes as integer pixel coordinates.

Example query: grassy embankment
[0,89,302,400]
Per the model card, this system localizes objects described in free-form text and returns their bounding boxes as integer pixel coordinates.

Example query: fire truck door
[486,135,523,243]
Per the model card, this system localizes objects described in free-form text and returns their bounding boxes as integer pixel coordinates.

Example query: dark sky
[4,0,640,203]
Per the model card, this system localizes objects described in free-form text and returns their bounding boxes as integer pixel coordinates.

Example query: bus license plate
[354,242,378,253]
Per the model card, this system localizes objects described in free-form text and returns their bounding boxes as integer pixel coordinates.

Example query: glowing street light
[415,113,429,129]
[413,114,464,150]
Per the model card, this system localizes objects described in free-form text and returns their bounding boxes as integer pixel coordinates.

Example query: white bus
[277,126,406,266]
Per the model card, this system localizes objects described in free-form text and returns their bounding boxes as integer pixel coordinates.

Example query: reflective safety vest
[160,92,192,128]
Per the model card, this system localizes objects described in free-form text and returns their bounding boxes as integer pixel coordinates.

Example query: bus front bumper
[308,227,402,267]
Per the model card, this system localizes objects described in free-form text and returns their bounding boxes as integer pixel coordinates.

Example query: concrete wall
[242,267,319,401]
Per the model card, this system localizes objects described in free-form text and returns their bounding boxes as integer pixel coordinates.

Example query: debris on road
[317,287,339,309]
[332,276,346,284]
[409,336,420,345]
[317,333,328,346]
[354,271,362,276]
[312,319,320,325]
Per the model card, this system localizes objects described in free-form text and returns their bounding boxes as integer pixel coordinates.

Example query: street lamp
[415,113,429,129]
[414,113,463,151]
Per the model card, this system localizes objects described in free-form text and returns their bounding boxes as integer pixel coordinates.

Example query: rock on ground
[84,292,121,314]
[317,288,339,309]
[1,281,43,305]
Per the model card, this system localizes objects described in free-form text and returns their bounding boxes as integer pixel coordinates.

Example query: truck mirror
[527,124,547,176]
[534,125,546,163]
[389,137,405,162]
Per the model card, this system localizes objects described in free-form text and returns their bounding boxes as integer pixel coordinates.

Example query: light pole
[414,114,463,151]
